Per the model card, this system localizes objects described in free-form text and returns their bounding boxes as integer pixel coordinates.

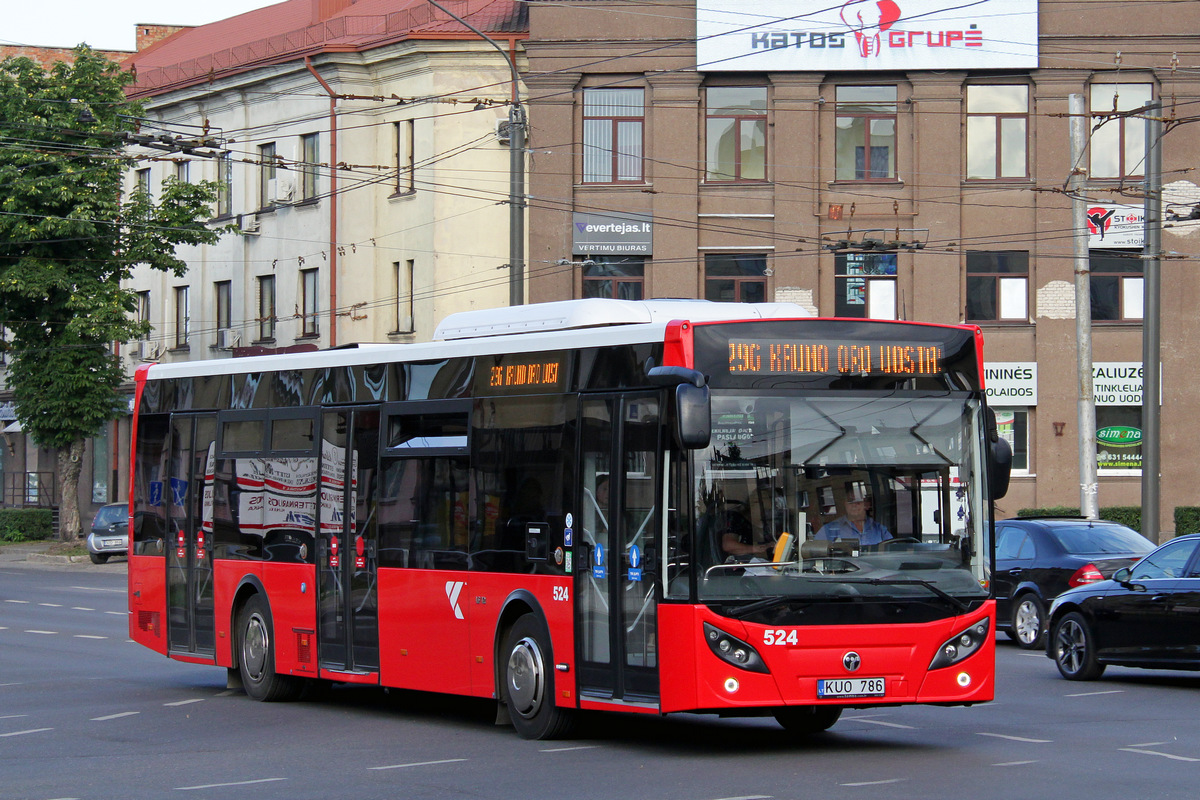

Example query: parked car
[86,503,129,564]
[994,518,1154,649]
[1047,533,1200,680]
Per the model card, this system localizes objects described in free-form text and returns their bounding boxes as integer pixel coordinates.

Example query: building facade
[521,0,1200,535]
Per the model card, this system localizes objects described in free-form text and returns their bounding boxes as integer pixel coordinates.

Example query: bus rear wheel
[774,705,843,734]
[237,594,304,702]
[501,614,574,740]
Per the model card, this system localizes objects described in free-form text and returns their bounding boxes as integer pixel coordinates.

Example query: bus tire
[501,614,574,740]
[237,594,303,702]
[774,705,843,734]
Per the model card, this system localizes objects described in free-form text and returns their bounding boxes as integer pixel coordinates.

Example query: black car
[994,518,1154,649]
[1047,533,1200,680]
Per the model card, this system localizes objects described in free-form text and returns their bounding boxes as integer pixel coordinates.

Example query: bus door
[317,408,380,675]
[165,414,217,658]
[577,394,662,704]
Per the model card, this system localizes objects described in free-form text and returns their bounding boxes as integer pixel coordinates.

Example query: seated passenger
[720,501,772,559]
[815,488,892,547]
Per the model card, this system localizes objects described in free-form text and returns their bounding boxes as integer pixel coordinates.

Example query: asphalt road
[3,557,1199,800]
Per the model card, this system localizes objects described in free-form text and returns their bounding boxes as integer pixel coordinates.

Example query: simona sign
[696,0,1039,72]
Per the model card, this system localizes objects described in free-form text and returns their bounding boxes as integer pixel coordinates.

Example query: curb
[27,553,92,564]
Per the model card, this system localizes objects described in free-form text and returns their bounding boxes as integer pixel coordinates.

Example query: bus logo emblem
[445,581,466,620]
[843,651,862,672]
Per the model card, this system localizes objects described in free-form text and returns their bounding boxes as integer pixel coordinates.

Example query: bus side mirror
[675,383,711,450]
[990,438,1012,500]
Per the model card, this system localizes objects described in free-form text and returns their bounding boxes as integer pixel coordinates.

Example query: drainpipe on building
[305,56,338,347]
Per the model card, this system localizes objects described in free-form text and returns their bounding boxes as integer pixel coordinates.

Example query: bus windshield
[686,392,991,610]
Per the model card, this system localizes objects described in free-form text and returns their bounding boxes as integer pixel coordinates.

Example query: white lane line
[852,718,914,729]
[540,745,599,753]
[0,728,53,738]
[175,778,286,791]
[25,630,58,635]
[993,760,1039,767]
[712,796,772,800]
[71,586,125,594]
[103,611,125,616]
[4,600,30,604]
[1129,741,1173,747]
[71,607,95,612]
[1120,748,1200,762]
[368,759,467,771]
[1019,653,1044,658]
[977,732,1052,744]
[91,711,140,722]
[841,779,905,787]
[74,635,107,640]
[38,603,63,608]
[164,699,204,707]
[1066,689,1124,697]
[0,715,29,719]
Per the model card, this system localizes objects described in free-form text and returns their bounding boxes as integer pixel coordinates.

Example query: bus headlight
[928,617,990,670]
[704,622,768,674]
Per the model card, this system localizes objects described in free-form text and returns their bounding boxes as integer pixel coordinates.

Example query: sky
[3,1,283,52]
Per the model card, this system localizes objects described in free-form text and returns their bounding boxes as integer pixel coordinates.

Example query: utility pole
[427,0,525,306]
[1141,101,1162,540]
[1069,93,1099,519]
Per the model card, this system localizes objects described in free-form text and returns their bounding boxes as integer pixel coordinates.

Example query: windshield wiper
[725,596,790,619]
[838,576,971,613]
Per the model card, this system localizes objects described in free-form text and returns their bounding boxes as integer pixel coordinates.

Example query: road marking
[103,611,125,616]
[540,745,599,753]
[1120,748,1200,762]
[1066,689,1124,697]
[4,600,30,604]
[175,778,286,791]
[0,715,29,719]
[38,603,63,608]
[841,779,905,787]
[993,760,1039,767]
[164,699,205,707]
[74,635,107,640]
[91,712,140,722]
[369,759,467,771]
[1019,653,1044,658]
[977,732,1052,744]
[71,607,95,612]
[71,586,124,594]
[215,690,237,697]
[1129,741,1173,747]
[25,630,58,635]
[0,728,53,738]
[851,718,914,729]
[712,796,772,800]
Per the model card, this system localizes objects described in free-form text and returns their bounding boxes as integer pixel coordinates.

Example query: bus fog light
[724,677,740,693]
[957,672,971,687]
[929,617,991,670]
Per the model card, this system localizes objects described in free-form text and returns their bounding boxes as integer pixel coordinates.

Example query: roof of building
[124,0,527,98]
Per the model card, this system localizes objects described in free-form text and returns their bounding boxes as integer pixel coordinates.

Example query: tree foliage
[0,47,224,535]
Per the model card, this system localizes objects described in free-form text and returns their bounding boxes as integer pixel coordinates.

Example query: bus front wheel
[501,614,574,740]
[774,705,843,734]
[237,594,304,702]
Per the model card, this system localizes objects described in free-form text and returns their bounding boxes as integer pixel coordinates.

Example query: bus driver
[815,485,892,546]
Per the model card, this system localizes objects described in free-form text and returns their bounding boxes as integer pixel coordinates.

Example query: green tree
[0,47,224,540]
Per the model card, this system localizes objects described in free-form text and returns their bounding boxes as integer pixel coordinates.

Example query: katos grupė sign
[696,0,1038,72]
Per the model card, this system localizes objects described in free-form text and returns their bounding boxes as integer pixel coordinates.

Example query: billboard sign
[1087,204,1145,248]
[696,0,1039,72]
[572,212,653,255]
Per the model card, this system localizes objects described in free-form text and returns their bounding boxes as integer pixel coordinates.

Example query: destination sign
[728,339,944,377]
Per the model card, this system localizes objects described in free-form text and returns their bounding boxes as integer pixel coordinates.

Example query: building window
[582,257,645,300]
[966,85,1028,180]
[704,253,767,303]
[173,285,189,348]
[301,133,319,201]
[582,88,644,183]
[91,425,110,503]
[135,168,151,198]
[216,153,232,218]
[137,291,151,327]
[835,86,896,181]
[396,121,414,193]
[300,268,319,337]
[257,275,276,341]
[1090,83,1152,179]
[834,252,897,319]
[395,260,414,333]
[258,142,277,209]
[173,159,189,184]
[994,409,1029,473]
[1091,250,1143,321]
[706,86,767,182]
[214,281,231,347]
[966,251,1028,321]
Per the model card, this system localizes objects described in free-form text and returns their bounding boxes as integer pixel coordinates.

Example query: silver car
[86,503,129,564]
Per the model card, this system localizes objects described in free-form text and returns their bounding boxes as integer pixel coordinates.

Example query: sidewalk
[0,541,123,567]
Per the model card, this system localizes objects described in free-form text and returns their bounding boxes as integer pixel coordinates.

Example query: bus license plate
[818,678,885,698]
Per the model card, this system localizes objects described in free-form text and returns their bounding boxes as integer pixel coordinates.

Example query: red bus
[128,299,1011,739]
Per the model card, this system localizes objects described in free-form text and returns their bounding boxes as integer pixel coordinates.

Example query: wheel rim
[1015,599,1041,645]
[506,636,545,718]
[243,612,269,681]
[1056,618,1086,675]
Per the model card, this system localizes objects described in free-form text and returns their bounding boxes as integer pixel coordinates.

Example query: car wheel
[236,594,304,702]
[774,705,843,734]
[501,614,574,740]
[89,553,109,565]
[1011,594,1046,649]
[1051,611,1106,681]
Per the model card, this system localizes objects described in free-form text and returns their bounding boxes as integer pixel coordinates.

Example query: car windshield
[95,506,125,527]
[1049,524,1154,556]
[678,392,991,611]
